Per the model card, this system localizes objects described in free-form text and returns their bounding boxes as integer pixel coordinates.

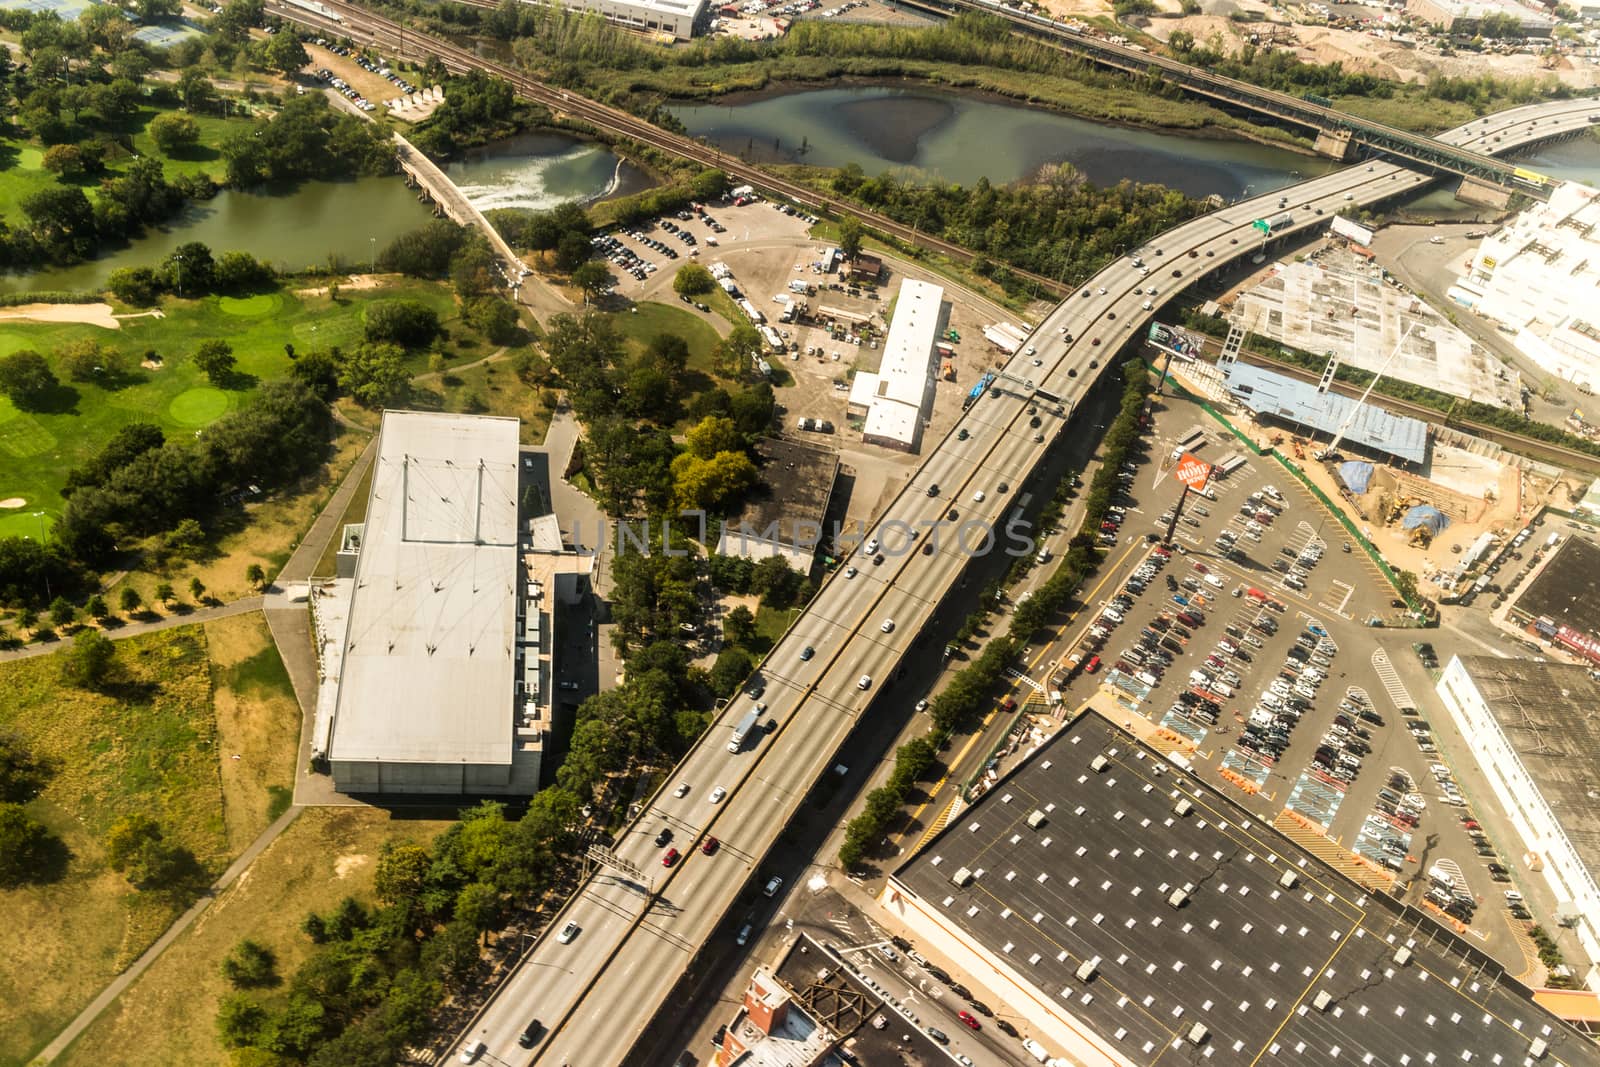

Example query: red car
[958,1010,982,1031]
[1084,655,1101,674]
[702,837,720,855]
[662,848,681,867]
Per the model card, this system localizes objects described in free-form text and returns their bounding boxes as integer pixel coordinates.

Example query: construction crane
[1316,322,1417,461]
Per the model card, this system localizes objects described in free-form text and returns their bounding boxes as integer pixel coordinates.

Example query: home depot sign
[1175,453,1213,492]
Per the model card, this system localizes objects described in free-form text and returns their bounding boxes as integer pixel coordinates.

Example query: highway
[419,94,1599,1066]
[256,9,1600,1062]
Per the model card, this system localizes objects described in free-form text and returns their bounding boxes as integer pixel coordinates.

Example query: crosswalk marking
[1006,667,1046,694]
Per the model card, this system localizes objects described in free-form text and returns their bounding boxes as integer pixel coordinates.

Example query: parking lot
[1048,391,1536,972]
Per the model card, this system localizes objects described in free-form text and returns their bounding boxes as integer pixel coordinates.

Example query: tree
[245,563,265,588]
[454,882,500,940]
[107,266,163,306]
[0,803,59,887]
[120,586,142,614]
[338,343,410,407]
[221,939,279,988]
[49,596,76,628]
[260,30,309,74]
[463,296,520,344]
[712,325,763,379]
[0,733,49,803]
[214,251,274,293]
[669,450,756,513]
[105,813,163,871]
[837,215,864,259]
[154,581,175,607]
[60,629,115,689]
[104,813,188,890]
[672,262,714,297]
[58,339,117,384]
[752,555,804,609]
[193,339,236,385]
[162,241,215,296]
[189,577,206,602]
[86,594,108,619]
[42,144,83,177]
[0,351,60,410]
[373,841,431,908]
[175,68,214,112]
[290,350,340,400]
[570,261,611,302]
[685,416,742,460]
[363,299,440,347]
[215,993,269,1049]
[723,605,756,648]
[708,647,754,697]
[148,112,200,155]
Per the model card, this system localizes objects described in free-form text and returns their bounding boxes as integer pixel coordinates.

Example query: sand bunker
[0,303,121,329]
[0,498,25,509]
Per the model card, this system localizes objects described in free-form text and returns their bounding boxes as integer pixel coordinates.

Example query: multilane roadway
[462,97,1600,1067]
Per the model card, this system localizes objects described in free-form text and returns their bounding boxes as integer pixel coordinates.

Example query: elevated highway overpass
[451,96,1600,1067]
[255,4,1600,1059]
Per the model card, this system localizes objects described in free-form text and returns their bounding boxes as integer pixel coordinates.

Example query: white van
[1023,1038,1051,1064]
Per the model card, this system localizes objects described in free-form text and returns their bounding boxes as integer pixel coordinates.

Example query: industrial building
[854,278,945,452]
[315,411,588,796]
[1449,183,1600,391]
[713,436,840,572]
[1505,534,1600,664]
[1436,656,1600,987]
[517,0,704,39]
[1221,360,1430,465]
[1405,0,1553,33]
[881,714,1600,1064]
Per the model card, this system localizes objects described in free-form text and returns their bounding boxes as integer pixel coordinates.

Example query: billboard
[1174,452,1212,491]
[1330,215,1375,247]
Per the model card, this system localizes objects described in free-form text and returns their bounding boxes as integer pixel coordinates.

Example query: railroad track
[268,0,1097,297]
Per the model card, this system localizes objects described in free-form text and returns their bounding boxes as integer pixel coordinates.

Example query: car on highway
[518,1019,545,1048]
[927,1027,950,1044]
[958,1010,982,1031]
[655,827,673,847]
[858,674,872,689]
[663,848,681,867]
[764,876,784,897]
[674,782,690,797]
[459,1040,486,1063]
[800,646,815,661]
[701,836,720,855]
[708,786,726,804]
[557,920,580,944]
[881,619,895,633]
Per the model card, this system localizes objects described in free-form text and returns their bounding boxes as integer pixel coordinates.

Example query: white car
[863,538,879,555]
[881,619,895,633]
[973,490,986,502]
[557,921,580,944]
[673,783,690,798]
[1204,573,1225,588]
[708,786,726,804]
[844,566,858,579]
[459,1040,486,1064]
[858,675,872,690]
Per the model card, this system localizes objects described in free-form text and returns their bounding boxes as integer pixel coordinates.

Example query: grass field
[614,301,728,419]
[54,808,455,1067]
[0,279,464,529]
[0,616,300,1067]
[0,107,253,226]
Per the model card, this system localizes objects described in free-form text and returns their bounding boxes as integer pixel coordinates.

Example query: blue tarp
[1338,461,1375,495]
[1403,505,1450,535]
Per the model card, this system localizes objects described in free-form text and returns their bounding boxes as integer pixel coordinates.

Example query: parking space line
[1370,648,1417,711]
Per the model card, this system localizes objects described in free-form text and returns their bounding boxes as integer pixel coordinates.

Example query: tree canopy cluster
[218,795,580,1066]
[48,379,332,566]
[107,241,277,307]
[221,93,394,187]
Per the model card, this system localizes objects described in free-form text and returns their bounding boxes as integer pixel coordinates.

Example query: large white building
[1449,183,1600,391]
[518,0,703,39]
[857,278,944,453]
[322,411,545,795]
[1435,655,1600,987]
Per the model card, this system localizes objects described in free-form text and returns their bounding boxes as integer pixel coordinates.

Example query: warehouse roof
[330,411,521,767]
[1449,656,1600,893]
[1223,361,1429,465]
[892,714,1598,1066]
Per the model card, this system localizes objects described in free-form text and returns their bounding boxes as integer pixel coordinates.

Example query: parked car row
[310,68,376,111]
[592,232,664,282]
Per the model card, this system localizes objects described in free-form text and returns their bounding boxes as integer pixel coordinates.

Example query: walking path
[34,804,304,1064]
[0,597,263,663]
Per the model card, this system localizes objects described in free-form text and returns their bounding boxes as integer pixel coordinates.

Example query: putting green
[0,510,51,540]
[169,387,230,426]
[218,293,282,317]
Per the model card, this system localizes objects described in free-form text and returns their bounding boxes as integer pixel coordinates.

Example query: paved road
[455,97,1600,1067]
[35,804,303,1064]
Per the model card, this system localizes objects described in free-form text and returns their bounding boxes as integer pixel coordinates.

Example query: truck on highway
[1265,212,1294,232]
[728,708,762,753]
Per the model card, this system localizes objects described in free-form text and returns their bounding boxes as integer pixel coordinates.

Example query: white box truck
[728,709,762,752]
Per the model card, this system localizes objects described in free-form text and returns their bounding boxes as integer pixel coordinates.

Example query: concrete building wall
[519,0,703,38]
[1434,657,1600,987]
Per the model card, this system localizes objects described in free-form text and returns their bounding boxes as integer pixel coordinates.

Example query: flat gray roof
[1453,656,1600,884]
[894,715,1599,1066]
[1223,361,1430,465]
[1510,536,1600,640]
[330,411,521,766]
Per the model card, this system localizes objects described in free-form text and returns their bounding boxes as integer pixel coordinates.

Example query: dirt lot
[1117,4,1599,92]
[607,196,1021,530]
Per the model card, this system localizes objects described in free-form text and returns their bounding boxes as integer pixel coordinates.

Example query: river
[670,84,1340,199]
[1,132,643,295]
